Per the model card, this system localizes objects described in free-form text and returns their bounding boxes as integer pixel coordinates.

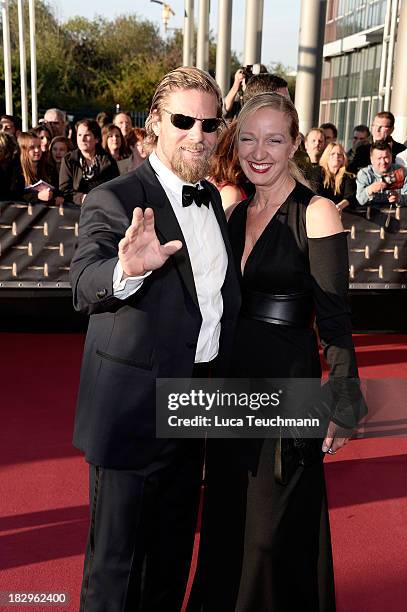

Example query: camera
[241,63,262,81]
[382,168,405,190]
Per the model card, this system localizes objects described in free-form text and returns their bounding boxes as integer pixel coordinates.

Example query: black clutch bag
[274,437,323,486]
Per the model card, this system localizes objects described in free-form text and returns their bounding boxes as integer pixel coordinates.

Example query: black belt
[241,290,314,328]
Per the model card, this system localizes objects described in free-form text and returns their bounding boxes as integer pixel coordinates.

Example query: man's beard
[171,143,213,184]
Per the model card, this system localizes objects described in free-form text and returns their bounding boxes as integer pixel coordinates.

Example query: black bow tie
[182,184,211,208]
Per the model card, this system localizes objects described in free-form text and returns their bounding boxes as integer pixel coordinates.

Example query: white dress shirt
[112,151,228,363]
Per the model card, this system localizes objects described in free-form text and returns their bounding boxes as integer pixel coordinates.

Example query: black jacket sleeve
[342,173,358,208]
[59,153,84,205]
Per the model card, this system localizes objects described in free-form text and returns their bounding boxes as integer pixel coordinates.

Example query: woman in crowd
[0,132,25,201]
[17,131,56,203]
[101,123,127,162]
[318,142,357,212]
[202,93,365,612]
[209,121,250,209]
[48,136,74,191]
[59,118,119,205]
[117,127,148,174]
[35,124,53,154]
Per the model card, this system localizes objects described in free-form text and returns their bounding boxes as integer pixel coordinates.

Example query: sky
[51,1,301,70]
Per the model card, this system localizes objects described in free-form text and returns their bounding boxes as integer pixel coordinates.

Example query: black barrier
[0,200,407,290]
[343,204,407,289]
[0,200,80,288]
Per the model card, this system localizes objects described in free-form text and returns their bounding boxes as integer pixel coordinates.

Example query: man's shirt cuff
[113,261,152,299]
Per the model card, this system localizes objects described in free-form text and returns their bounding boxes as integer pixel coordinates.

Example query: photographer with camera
[223,64,268,120]
[356,139,407,206]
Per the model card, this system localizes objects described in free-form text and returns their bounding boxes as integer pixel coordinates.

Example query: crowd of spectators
[0,108,148,205]
[213,69,407,211]
[290,111,406,211]
[2,84,407,212]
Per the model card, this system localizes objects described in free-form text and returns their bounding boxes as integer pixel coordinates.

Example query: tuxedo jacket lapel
[136,162,200,309]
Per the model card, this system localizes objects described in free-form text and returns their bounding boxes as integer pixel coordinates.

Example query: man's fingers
[143,208,155,232]
[132,207,144,227]
[118,236,129,255]
[126,207,148,243]
[128,207,155,240]
[161,240,183,257]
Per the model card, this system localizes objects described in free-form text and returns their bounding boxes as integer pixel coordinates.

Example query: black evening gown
[224,181,358,612]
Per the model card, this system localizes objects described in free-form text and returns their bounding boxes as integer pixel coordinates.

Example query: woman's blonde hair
[144,66,223,148]
[235,92,309,187]
[319,141,348,195]
[17,131,50,186]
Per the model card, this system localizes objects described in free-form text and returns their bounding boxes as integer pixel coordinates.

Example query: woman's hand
[37,188,53,202]
[336,199,349,214]
[322,420,353,455]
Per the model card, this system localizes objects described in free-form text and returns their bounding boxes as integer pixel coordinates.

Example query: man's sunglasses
[162,109,223,133]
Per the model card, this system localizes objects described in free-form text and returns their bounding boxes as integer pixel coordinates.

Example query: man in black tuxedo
[70,66,240,612]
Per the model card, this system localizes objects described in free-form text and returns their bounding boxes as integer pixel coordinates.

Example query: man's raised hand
[118,207,182,278]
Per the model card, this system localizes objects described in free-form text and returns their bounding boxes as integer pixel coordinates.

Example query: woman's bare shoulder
[220,184,244,211]
[306,195,343,238]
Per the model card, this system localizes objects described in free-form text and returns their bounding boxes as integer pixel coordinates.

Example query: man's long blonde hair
[144,66,223,148]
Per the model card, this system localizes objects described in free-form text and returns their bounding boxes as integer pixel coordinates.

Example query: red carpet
[0,332,406,611]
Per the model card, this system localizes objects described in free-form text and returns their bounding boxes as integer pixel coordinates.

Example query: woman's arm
[306,197,366,453]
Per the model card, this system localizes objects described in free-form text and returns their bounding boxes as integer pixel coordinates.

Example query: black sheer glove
[309,232,367,429]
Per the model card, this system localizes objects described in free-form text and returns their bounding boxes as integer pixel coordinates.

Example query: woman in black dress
[201,93,364,612]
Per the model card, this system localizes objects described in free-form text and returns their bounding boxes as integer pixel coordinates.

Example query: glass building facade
[319,0,396,149]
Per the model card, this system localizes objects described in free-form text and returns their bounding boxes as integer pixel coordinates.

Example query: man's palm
[119,207,182,277]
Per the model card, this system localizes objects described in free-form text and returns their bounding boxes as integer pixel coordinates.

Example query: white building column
[196,0,209,71]
[295,0,327,135]
[215,0,233,96]
[17,0,29,130]
[29,0,38,127]
[390,0,407,143]
[183,0,195,67]
[243,0,264,66]
[1,0,13,114]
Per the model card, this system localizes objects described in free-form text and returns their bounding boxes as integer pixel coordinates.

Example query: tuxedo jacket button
[96,288,108,299]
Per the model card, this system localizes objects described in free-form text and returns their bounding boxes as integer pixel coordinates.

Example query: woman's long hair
[210,121,246,187]
[101,124,127,160]
[319,142,348,195]
[235,92,309,187]
[17,131,50,186]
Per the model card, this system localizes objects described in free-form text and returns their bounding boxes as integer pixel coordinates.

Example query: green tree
[1,2,244,119]
[1,0,72,114]
[268,62,297,100]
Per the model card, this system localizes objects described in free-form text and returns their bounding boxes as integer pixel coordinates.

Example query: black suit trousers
[80,442,203,612]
